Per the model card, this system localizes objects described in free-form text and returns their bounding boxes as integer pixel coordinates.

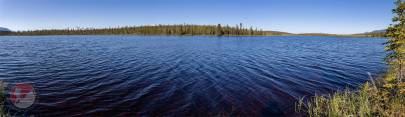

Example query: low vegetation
[0,81,6,117]
[296,73,405,117]
[296,0,405,116]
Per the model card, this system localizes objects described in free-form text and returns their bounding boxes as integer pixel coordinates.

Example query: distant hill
[263,31,291,35]
[351,29,386,37]
[297,33,339,36]
[0,27,11,32]
[0,27,11,35]
[295,31,387,37]
[366,29,386,34]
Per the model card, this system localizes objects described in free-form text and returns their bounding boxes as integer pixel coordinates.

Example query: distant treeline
[298,33,386,37]
[0,24,290,36]
[353,32,386,37]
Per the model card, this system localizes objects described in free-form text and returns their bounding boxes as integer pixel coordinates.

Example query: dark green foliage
[386,0,405,81]
[0,32,11,35]
[1,24,285,36]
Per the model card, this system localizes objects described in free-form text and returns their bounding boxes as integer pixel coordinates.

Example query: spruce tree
[386,0,405,82]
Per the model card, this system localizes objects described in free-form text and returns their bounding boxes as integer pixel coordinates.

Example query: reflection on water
[0,36,386,116]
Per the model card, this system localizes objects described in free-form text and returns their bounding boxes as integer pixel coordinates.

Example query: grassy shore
[296,70,405,117]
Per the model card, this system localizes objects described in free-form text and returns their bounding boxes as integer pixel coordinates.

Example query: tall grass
[296,70,405,117]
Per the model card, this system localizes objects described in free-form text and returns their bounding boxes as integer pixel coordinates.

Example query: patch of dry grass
[296,69,405,117]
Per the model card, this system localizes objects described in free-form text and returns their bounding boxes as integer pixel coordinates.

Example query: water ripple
[0,36,387,116]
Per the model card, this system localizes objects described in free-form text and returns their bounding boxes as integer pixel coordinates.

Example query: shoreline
[0,34,385,38]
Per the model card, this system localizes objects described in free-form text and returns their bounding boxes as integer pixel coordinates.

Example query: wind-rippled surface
[0,36,387,116]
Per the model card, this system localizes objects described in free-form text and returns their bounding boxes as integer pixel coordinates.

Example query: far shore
[0,24,386,38]
[0,33,386,38]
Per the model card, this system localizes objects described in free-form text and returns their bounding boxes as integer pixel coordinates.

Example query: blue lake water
[0,36,387,116]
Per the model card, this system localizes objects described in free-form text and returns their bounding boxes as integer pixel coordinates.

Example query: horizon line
[0,24,385,35]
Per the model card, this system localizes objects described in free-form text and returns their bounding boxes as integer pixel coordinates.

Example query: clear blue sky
[0,0,395,34]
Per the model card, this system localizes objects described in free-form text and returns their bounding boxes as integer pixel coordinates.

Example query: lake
[0,36,387,116]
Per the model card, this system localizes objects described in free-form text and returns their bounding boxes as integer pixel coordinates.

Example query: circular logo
[10,83,36,109]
